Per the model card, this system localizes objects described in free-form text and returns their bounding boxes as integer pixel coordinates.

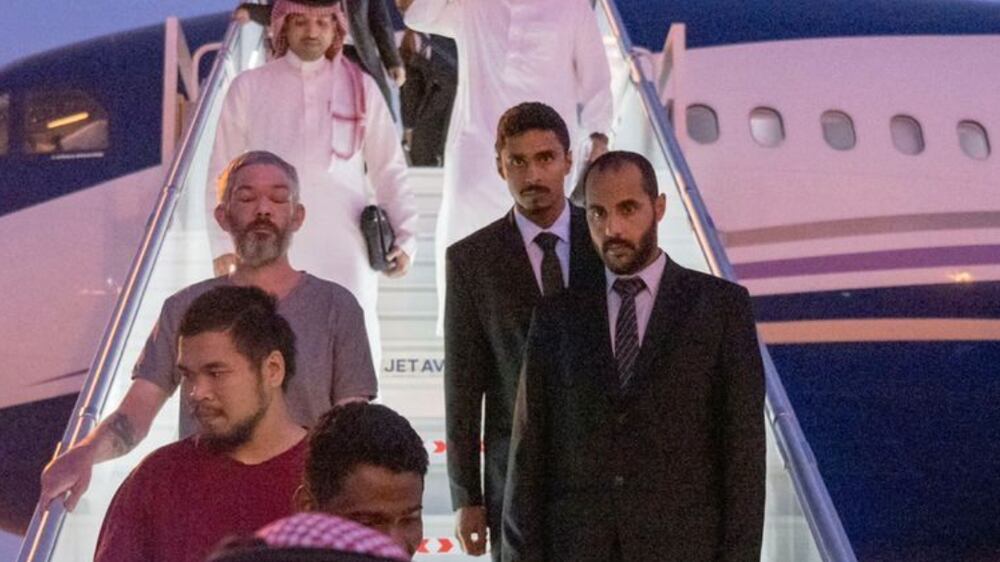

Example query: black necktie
[534,232,564,296]
[613,277,646,387]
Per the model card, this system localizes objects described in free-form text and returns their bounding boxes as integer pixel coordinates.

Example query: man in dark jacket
[503,151,766,562]
[398,29,456,166]
[444,102,603,560]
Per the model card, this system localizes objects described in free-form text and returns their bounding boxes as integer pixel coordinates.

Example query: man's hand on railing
[39,442,97,512]
[38,380,169,512]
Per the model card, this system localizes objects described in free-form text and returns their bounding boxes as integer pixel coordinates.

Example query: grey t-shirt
[133,273,377,437]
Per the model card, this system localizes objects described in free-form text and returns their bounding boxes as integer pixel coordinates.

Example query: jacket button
[613,475,624,487]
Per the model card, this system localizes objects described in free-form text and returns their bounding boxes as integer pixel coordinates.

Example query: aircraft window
[821,110,856,151]
[686,104,719,144]
[957,120,990,160]
[749,107,784,147]
[890,115,924,155]
[24,89,109,155]
[0,93,9,156]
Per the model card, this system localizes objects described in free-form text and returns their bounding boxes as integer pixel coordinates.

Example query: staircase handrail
[16,17,253,562]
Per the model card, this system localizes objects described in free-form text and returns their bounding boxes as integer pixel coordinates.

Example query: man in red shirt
[208,402,430,561]
[94,285,309,562]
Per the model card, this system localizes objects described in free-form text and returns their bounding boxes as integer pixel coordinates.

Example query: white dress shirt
[513,203,571,292]
[606,251,667,353]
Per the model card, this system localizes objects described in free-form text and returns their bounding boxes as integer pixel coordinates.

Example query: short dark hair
[305,403,429,506]
[178,286,297,389]
[583,150,659,201]
[495,102,571,155]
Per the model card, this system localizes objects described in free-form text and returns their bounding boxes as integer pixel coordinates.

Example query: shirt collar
[513,201,571,247]
[283,50,328,76]
[605,250,667,298]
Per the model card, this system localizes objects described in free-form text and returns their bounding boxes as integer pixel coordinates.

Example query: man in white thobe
[402,0,613,325]
[207,0,418,372]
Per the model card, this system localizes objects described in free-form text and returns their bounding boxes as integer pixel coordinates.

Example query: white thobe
[404,0,613,320]
[206,51,418,369]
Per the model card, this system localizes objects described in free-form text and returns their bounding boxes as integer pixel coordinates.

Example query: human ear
[215,205,232,233]
[293,484,317,511]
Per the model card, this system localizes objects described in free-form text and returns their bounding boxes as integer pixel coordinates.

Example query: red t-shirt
[94,436,307,562]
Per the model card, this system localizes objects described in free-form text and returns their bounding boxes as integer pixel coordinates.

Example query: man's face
[217,163,304,268]
[497,129,572,226]
[585,163,666,275]
[323,464,424,558]
[177,330,275,451]
[284,12,336,61]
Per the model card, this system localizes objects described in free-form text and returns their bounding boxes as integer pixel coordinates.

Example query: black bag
[361,205,396,271]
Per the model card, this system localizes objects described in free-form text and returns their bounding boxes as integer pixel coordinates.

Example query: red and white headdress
[255,512,410,560]
[269,0,349,59]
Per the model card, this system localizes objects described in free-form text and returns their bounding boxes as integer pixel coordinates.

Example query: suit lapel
[498,210,541,302]
[567,205,600,291]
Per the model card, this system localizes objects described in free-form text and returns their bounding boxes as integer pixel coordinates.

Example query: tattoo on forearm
[107,413,137,456]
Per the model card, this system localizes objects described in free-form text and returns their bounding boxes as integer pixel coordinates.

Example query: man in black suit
[444,102,603,561]
[398,29,457,166]
[343,0,405,106]
[503,151,766,562]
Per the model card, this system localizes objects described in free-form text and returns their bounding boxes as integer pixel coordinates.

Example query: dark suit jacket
[503,256,766,562]
[444,205,603,551]
[342,0,402,107]
[400,33,456,166]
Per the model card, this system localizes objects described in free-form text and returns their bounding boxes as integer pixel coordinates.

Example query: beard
[601,219,658,275]
[231,215,292,268]
[194,377,271,453]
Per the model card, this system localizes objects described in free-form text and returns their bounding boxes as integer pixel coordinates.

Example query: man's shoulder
[295,273,362,309]
[126,438,201,482]
[230,58,287,88]
[245,58,287,76]
[163,277,229,314]
[673,260,750,300]
[447,214,511,260]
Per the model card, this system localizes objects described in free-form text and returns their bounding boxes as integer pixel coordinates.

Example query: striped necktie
[613,277,646,387]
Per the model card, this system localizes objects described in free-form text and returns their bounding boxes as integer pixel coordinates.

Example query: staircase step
[407,167,446,195]
[379,282,435,294]
[378,287,437,315]
[379,314,438,341]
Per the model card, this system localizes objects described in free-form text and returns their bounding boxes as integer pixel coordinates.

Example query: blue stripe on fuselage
[751,281,1000,323]
[770,340,1000,560]
[616,0,1000,51]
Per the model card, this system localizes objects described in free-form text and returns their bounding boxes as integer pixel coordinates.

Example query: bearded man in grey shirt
[40,150,377,510]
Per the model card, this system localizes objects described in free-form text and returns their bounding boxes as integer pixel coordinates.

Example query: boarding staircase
[17,2,855,561]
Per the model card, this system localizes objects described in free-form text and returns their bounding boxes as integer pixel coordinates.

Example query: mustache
[192,403,223,419]
[244,218,280,234]
[602,238,635,253]
[520,183,550,194]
